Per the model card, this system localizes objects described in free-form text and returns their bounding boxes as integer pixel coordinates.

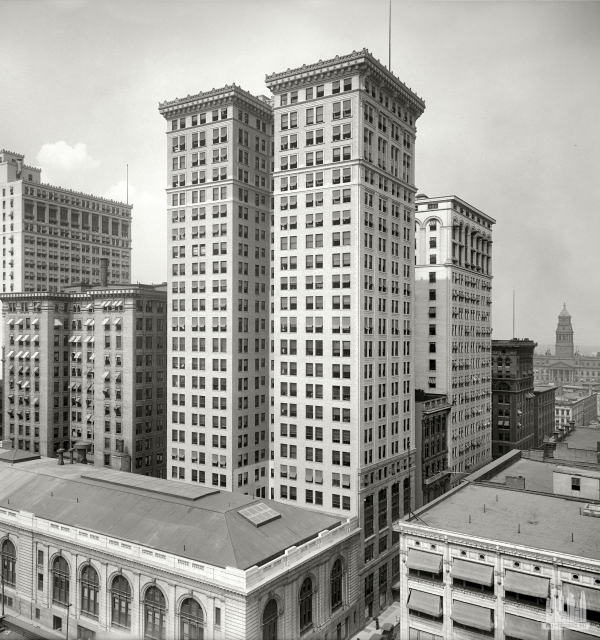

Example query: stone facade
[0,149,132,294]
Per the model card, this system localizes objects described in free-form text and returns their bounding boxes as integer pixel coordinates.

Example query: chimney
[505,475,526,491]
[57,448,66,465]
[100,257,109,287]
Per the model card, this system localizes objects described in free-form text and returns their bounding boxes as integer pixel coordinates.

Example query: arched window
[80,564,99,618]
[299,577,313,631]
[331,559,343,611]
[262,599,278,640]
[180,597,204,640]
[111,575,132,629]
[52,556,70,606]
[144,586,166,640]
[1,539,16,587]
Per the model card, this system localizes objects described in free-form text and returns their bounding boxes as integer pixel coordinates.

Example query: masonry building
[414,194,495,481]
[491,339,536,458]
[158,86,273,496]
[266,49,425,620]
[0,457,361,640]
[0,149,132,294]
[2,270,168,476]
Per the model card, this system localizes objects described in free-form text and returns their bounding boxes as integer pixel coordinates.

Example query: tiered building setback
[0,149,132,293]
[159,86,273,496]
[414,194,495,482]
[266,49,425,618]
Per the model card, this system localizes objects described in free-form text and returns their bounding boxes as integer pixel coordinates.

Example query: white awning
[22,381,30,389]
[74,336,82,343]
[32,352,39,359]
[16,351,23,358]
[102,318,111,325]
[74,352,82,359]
[33,398,39,406]
[85,414,92,421]
[115,372,122,382]
[69,336,77,342]
[85,303,93,310]
[69,382,77,389]
[15,335,23,341]
[54,319,62,327]
[31,318,39,326]
[113,317,121,325]
[15,318,23,325]
[6,351,14,358]
[103,371,110,379]
[84,319,93,326]
[6,318,13,325]
[23,352,30,359]
[32,335,39,342]
[89,354,95,360]
[115,300,124,307]
[21,335,29,341]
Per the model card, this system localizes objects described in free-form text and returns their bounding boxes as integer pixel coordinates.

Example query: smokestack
[100,258,109,287]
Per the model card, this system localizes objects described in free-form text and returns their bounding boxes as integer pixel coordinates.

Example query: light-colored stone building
[0,149,132,294]
[265,49,425,620]
[0,457,361,640]
[1,272,168,476]
[414,194,495,482]
[158,86,273,496]
[395,454,600,640]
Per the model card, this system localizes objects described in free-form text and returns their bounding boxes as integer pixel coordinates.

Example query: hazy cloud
[36,141,99,182]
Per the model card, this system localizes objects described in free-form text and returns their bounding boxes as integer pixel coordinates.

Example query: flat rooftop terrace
[411,483,600,560]
[486,458,556,494]
[562,426,600,451]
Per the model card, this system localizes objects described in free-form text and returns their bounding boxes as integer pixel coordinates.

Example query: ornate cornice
[265,49,425,117]
[158,84,273,120]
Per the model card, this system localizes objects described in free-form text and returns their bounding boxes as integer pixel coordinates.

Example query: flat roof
[410,483,600,560]
[486,458,557,494]
[0,459,344,570]
[563,427,600,451]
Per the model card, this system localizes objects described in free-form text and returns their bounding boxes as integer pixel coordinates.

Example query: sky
[1,0,599,349]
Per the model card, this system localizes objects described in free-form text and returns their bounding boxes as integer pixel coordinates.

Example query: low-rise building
[395,454,600,640]
[556,393,598,428]
[0,457,361,640]
[414,390,451,508]
[534,385,557,447]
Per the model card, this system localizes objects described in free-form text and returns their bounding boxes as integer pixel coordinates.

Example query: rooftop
[486,458,556,494]
[408,482,600,560]
[0,459,344,570]
[562,426,600,451]
[158,84,273,116]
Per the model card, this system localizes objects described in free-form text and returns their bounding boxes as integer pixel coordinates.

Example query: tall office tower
[491,339,536,458]
[1,270,168,476]
[414,194,495,483]
[266,49,425,618]
[159,87,273,495]
[0,149,132,293]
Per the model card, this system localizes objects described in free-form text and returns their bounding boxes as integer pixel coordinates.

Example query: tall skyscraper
[0,149,132,293]
[1,271,168,474]
[555,303,574,358]
[414,194,495,482]
[266,49,425,617]
[159,86,273,496]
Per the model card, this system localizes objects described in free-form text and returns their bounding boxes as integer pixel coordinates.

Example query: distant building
[395,451,600,640]
[414,390,451,508]
[555,393,598,428]
[0,457,360,640]
[533,385,556,447]
[0,149,132,293]
[414,194,495,482]
[1,268,168,476]
[491,339,536,458]
[534,305,600,389]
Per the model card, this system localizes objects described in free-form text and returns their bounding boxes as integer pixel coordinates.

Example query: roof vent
[582,503,600,518]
